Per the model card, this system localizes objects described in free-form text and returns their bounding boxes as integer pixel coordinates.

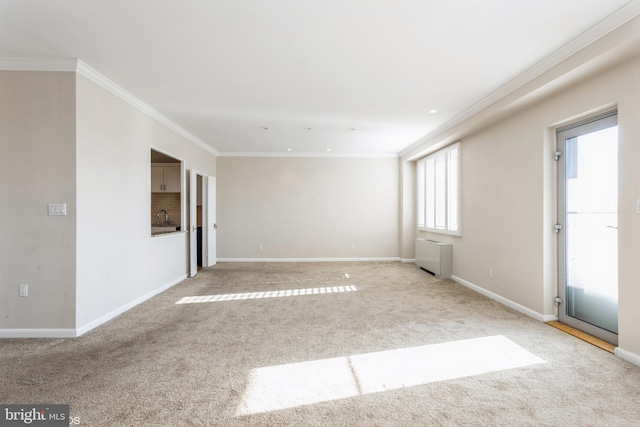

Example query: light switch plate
[48,203,67,216]
[637,199,640,214]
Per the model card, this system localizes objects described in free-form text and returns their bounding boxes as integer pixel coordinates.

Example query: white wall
[406,43,640,356]
[0,71,77,332]
[75,74,217,332]
[0,69,216,336]
[217,156,399,260]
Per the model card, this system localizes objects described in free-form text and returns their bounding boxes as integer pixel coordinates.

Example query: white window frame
[417,142,461,235]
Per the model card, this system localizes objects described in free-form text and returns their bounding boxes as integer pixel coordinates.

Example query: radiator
[415,238,452,279]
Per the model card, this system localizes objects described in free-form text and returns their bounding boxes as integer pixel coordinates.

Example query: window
[150,149,184,236]
[417,142,460,234]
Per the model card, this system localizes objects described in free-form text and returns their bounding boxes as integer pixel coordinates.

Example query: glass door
[557,111,618,345]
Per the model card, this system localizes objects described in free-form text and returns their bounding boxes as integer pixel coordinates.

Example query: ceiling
[1,0,638,157]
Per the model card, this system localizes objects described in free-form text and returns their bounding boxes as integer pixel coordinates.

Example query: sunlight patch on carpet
[235,335,544,416]
[175,285,357,304]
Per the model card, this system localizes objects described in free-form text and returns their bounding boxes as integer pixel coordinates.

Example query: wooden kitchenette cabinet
[151,164,181,193]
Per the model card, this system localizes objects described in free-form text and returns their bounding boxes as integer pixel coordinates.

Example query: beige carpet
[2,262,639,426]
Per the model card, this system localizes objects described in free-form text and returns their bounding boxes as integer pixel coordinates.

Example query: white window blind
[417,160,425,228]
[417,142,460,234]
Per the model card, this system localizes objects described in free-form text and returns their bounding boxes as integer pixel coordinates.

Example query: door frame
[189,170,198,277]
[189,170,216,277]
[556,110,618,345]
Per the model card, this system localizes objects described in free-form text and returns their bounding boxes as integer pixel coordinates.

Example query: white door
[207,176,217,267]
[200,175,207,268]
[189,170,198,277]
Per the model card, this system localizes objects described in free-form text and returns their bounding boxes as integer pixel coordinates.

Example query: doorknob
[192,225,197,231]
[214,223,218,230]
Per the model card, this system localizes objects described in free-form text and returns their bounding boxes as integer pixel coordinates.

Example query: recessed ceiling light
[326,148,331,152]
[287,148,292,151]
[260,126,269,130]
[429,110,438,114]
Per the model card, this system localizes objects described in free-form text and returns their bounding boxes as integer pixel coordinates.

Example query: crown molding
[0,57,219,157]
[218,151,399,159]
[217,257,402,262]
[75,61,219,157]
[400,0,640,159]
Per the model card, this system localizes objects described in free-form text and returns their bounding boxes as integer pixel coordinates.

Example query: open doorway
[196,174,205,271]
[189,170,217,277]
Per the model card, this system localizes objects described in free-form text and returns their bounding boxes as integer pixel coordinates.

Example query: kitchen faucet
[155,209,169,225]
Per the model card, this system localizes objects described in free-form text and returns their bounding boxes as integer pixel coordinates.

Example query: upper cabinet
[151,165,181,193]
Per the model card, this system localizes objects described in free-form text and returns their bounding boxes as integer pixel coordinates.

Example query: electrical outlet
[489,269,494,279]
[351,243,356,250]
[19,284,28,297]
[259,244,263,250]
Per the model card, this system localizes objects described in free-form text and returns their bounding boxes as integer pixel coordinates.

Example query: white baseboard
[0,329,77,339]
[217,257,402,263]
[615,347,640,367]
[1,274,189,339]
[75,274,188,337]
[401,258,416,263]
[451,275,556,323]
